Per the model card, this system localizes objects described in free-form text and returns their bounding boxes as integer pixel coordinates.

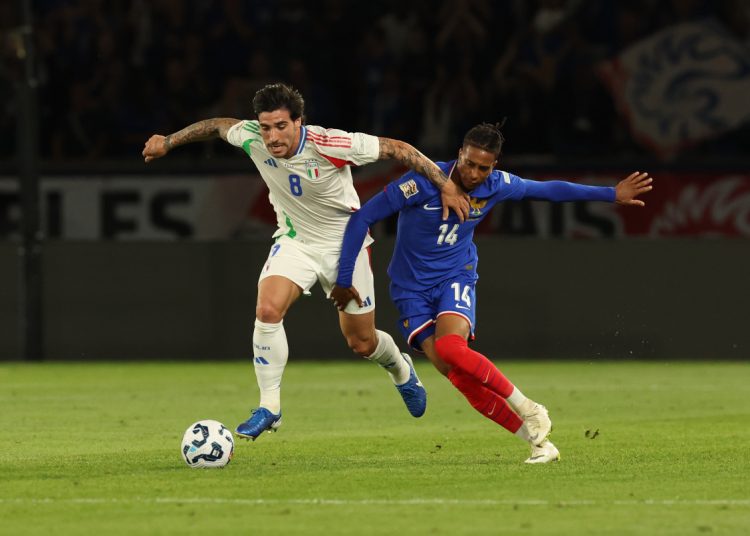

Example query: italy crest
[304,160,320,179]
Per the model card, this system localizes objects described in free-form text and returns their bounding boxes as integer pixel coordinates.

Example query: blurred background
[2,0,749,361]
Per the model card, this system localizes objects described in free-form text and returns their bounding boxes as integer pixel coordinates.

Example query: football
[181,420,234,468]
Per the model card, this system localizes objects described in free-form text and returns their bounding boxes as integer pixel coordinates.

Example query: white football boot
[521,403,552,446]
[524,439,560,464]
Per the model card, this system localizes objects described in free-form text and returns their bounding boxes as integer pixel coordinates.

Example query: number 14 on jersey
[437,223,459,245]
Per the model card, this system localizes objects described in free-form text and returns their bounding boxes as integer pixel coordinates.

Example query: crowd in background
[1,0,749,163]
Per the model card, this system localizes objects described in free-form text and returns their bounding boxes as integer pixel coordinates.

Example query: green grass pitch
[1,360,748,535]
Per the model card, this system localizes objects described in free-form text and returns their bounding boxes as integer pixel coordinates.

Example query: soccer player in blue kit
[331,123,652,463]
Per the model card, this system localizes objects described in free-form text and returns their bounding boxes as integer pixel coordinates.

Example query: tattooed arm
[378,137,469,222]
[142,118,240,163]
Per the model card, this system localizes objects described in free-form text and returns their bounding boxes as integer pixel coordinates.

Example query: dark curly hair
[252,83,305,120]
[462,120,506,157]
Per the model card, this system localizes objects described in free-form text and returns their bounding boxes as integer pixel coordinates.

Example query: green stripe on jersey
[243,122,260,133]
[242,138,259,157]
[282,211,297,238]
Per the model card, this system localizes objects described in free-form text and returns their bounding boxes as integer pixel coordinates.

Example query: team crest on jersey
[304,159,320,179]
[403,319,409,328]
[399,179,419,199]
[469,197,488,217]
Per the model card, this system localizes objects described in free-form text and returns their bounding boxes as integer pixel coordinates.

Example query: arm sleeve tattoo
[378,137,448,190]
[165,118,239,149]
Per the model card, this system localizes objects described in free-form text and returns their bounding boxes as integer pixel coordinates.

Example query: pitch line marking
[1,498,748,507]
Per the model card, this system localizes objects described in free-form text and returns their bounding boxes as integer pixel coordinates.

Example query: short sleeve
[348,132,381,165]
[226,120,264,157]
[306,126,380,166]
[226,120,255,147]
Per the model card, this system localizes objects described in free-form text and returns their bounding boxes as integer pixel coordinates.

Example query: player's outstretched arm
[332,191,396,311]
[521,171,653,204]
[142,118,240,163]
[615,171,653,207]
[378,137,469,222]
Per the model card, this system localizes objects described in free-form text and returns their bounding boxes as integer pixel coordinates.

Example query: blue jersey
[384,161,525,290]
[336,160,615,291]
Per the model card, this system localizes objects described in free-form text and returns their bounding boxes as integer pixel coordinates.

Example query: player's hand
[330,285,363,311]
[615,171,653,207]
[142,135,170,163]
[440,179,470,222]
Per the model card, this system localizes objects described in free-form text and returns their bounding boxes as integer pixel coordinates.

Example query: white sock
[366,330,410,385]
[515,423,532,442]
[507,387,532,415]
[252,319,288,414]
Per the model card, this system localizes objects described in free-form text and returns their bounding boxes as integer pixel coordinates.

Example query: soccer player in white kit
[143,83,469,439]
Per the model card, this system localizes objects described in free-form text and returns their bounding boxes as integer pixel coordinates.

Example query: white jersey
[227,120,379,253]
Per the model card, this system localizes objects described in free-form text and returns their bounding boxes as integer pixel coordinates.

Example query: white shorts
[258,236,376,314]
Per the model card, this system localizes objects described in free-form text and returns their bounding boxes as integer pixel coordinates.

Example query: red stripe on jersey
[309,140,352,148]
[313,139,352,144]
[310,143,353,149]
[307,131,350,137]
[308,134,351,142]
[320,153,356,168]
[307,132,352,148]
[320,136,352,141]
[323,129,353,140]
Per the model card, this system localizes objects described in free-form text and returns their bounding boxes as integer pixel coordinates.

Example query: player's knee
[434,334,467,366]
[341,320,377,356]
[256,302,284,324]
[420,339,450,376]
[432,360,451,377]
[346,334,377,357]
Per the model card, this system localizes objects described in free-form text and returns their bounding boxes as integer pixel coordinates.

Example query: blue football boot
[235,407,282,440]
[395,353,427,417]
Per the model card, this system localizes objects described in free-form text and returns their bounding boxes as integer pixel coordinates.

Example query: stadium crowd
[1,0,748,163]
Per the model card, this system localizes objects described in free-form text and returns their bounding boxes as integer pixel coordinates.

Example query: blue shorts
[390,272,477,352]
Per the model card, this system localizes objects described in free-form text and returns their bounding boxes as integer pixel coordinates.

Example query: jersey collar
[292,126,307,156]
[447,160,458,180]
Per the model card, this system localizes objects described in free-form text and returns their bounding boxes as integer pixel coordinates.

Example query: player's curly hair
[252,83,305,121]
[463,120,506,157]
